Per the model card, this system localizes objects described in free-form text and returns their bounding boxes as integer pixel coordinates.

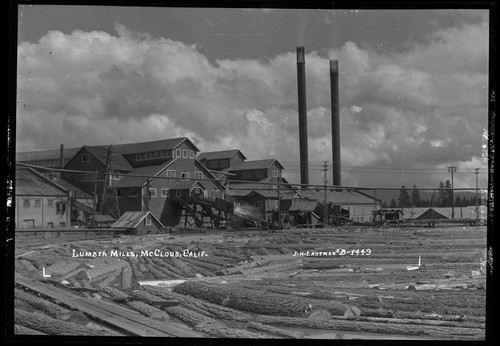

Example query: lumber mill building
[16,138,381,229]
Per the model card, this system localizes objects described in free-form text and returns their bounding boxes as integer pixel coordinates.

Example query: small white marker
[42,267,51,278]
[418,256,421,267]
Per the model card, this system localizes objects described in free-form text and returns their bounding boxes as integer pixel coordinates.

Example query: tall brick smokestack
[60,144,64,169]
[297,46,309,186]
[330,59,341,186]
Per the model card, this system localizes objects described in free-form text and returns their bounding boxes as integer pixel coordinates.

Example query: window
[23,199,30,208]
[272,170,279,177]
[256,171,264,178]
[176,149,182,158]
[161,188,170,197]
[176,190,182,197]
[211,161,218,168]
[34,200,42,208]
[149,187,157,197]
[255,201,263,209]
[129,188,138,198]
[275,200,279,208]
[195,171,203,179]
[47,200,54,208]
[136,154,141,161]
[81,153,90,162]
[243,171,250,178]
[183,149,188,158]
[189,150,195,159]
[161,150,167,158]
[181,172,190,181]
[117,190,122,198]
[166,149,172,158]
[166,170,176,178]
[145,214,152,226]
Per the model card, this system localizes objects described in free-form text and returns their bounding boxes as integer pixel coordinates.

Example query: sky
[15,4,491,191]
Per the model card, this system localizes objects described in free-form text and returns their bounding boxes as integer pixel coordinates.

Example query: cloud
[16,20,488,189]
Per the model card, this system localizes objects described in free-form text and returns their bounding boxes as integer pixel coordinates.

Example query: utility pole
[448,166,456,219]
[277,170,282,229]
[322,161,329,225]
[475,168,480,220]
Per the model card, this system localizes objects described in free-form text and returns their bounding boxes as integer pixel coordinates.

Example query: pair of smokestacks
[296,46,341,187]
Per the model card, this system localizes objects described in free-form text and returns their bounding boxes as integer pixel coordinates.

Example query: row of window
[79,173,121,182]
[117,187,221,199]
[166,170,203,180]
[24,159,61,167]
[209,160,229,168]
[253,200,279,209]
[134,149,196,161]
[240,170,280,179]
[81,148,197,164]
[22,199,58,208]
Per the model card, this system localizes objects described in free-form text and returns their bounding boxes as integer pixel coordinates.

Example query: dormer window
[189,150,195,159]
[175,149,182,158]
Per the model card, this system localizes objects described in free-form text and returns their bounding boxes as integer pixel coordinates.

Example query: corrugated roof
[229,159,284,171]
[115,163,171,188]
[16,147,80,163]
[289,199,318,212]
[301,190,379,204]
[94,214,115,222]
[401,206,487,220]
[111,211,163,228]
[15,168,67,197]
[83,146,133,172]
[197,149,246,161]
[112,137,196,155]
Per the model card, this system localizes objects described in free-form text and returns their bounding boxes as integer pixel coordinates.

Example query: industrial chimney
[296,46,309,187]
[330,59,341,186]
[60,144,64,169]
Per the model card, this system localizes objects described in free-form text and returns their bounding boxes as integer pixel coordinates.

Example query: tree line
[384,181,482,208]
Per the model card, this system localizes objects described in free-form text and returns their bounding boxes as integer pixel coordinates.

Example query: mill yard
[12,223,488,340]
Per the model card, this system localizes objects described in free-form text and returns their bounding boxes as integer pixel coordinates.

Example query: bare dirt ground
[12,225,487,340]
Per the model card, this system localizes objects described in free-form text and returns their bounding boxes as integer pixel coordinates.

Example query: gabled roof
[111,211,163,229]
[197,149,246,161]
[112,137,198,155]
[115,163,170,188]
[82,146,134,172]
[170,180,205,190]
[16,147,80,163]
[229,159,284,171]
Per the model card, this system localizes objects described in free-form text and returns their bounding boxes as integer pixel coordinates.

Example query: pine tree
[398,185,411,208]
[438,181,446,207]
[411,184,421,207]
[389,198,397,208]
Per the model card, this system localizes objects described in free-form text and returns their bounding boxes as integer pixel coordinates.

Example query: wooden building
[15,167,71,228]
[111,211,163,234]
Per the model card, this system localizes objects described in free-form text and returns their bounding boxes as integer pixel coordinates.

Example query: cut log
[143,286,252,321]
[126,301,170,320]
[15,289,72,320]
[254,314,485,339]
[172,281,348,317]
[14,309,114,336]
[248,321,310,338]
[121,266,133,290]
[14,324,47,335]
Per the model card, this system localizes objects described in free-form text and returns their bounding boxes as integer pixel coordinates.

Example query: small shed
[111,211,163,234]
[92,214,116,227]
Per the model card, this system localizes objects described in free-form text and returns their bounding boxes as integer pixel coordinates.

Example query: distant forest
[382,181,483,208]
